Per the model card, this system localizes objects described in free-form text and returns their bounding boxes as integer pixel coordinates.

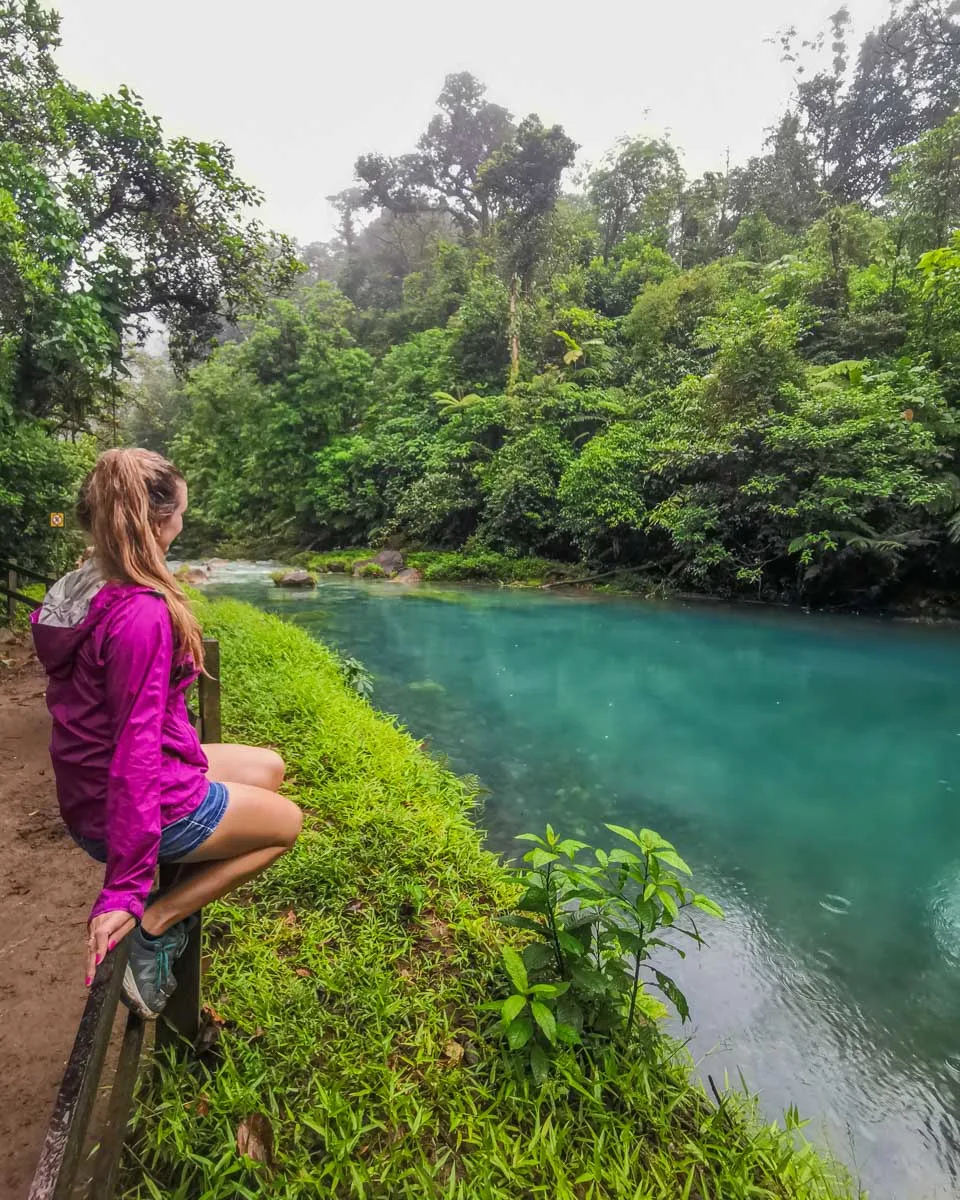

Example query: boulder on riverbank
[387,568,423,585]
[272,569,317,589]
[175,565,210,587]
[352,549,405,578]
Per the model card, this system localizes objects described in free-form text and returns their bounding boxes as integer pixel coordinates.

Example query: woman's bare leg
[140,780,302,936]
[203,743,285,791]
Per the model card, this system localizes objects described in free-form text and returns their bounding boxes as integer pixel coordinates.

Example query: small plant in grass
[357,562,386,579]
[332,651,374,699]
[489,822,723,1079]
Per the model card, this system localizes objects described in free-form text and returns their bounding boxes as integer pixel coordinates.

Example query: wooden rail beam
[26,944,130,1200]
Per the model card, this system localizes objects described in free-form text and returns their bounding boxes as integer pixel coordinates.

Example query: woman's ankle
[140,907,172,938]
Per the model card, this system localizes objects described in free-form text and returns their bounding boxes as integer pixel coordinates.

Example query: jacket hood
[31,561,157,678]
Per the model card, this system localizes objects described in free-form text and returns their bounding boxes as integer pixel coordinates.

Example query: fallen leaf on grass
[186,1095,210,1117]
[343,898,365,915]
[295,967,313,977]
[282,909,298,926]
[202,1005,226,1026]
[441,1039,464,1067]
[236,1113,274,1165]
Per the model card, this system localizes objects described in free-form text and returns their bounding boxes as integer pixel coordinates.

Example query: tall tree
[890,113,960,256]
[588,136,683,260]
[0,1,298,427]
[783,0,960,203]
[479,115,578,289]
[355,73,514,237]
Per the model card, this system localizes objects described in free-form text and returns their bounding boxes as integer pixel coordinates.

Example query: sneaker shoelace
[154,941,173,992]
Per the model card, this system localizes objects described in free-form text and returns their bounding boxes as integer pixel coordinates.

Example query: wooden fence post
[199,638,221,744]
[7,568,16,625]
[156,638,219,1051]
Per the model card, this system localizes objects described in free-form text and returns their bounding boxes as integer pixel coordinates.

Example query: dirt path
[0,632,101,1200]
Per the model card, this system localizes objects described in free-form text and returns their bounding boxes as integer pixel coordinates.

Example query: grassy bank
[297,548,582,587]
[122,597,853,1199]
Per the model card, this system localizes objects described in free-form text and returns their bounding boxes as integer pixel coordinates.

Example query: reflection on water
[210,571,960,1198]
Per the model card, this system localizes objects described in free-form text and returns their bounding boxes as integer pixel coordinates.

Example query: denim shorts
[71,780,229,864]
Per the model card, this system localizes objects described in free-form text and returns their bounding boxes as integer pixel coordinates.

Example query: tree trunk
[508,275,520,392]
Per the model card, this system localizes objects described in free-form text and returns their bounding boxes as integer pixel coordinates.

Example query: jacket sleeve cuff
[89,890,146,924]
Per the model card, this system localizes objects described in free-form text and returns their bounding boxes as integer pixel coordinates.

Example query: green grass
[300,548,577,586]
[121,598,855,1199]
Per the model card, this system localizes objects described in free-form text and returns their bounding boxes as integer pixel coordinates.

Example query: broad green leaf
[518,887,549,912]
[502,993,527,1025]
[557,838,588,859]
[654,848,692,875]
[608,848,642,866]
[508,1017,533,1050]
[693,894,724,918]
[658,888,679,921]
[654,970,690,1021]
[558,930,587,957]
[556,1022,581,1045]
[604,823,643,848]
[571,963,608,993]
[639,829,671,854]
[529,848,560,870]
[531,1000,557,1044]
[529,1043,550,1085]
[502,946,528,995]
[618,928,643,955]
[522,942,556,971]
[556,993,583,1030]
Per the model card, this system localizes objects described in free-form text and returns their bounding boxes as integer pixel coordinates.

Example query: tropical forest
[4,1,960,1197]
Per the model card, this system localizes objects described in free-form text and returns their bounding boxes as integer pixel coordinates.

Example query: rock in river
[273,569,317,588]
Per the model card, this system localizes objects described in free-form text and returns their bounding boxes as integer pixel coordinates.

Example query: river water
[208,568,960,1198]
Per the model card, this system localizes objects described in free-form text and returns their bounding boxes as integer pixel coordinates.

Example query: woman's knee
[206,743,285,791]
[278,797,302,849]
[262,748,286,791]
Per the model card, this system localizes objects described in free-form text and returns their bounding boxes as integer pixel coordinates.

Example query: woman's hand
[86,910,136,986]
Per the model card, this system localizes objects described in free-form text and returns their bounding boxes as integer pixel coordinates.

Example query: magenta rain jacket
[31,562,209,922]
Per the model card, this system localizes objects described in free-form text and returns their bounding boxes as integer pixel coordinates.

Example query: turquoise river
[208,567,960,1199]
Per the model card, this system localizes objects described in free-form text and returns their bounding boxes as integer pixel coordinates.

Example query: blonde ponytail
[77,449,204,670]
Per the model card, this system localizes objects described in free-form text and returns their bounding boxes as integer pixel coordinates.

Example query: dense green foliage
[0,1,296,572]
[122,598,851,1198]
[5,0,960,612]
[489,823,724,1082]
[166,5,960,610]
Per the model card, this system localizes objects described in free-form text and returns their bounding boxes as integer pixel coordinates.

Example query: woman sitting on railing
[31,448,302,1018]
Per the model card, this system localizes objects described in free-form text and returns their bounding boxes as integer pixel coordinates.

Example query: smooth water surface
[210,569,960,1198]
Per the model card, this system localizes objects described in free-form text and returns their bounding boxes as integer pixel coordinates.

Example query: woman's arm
[91,593,173,924]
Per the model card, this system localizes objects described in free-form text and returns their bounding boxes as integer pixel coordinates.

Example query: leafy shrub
[332,650,374,698]
[413,549,564,584]
[487,823,722,1082]
[357,562,386,578]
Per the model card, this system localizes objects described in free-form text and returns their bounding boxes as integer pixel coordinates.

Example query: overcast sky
[52,0,893,245]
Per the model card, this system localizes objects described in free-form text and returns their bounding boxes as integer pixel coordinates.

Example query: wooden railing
[0,563,220,1199]
[1,559,56,622]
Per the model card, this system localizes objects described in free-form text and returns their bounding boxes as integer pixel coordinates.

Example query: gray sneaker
[121,917,195,1019]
